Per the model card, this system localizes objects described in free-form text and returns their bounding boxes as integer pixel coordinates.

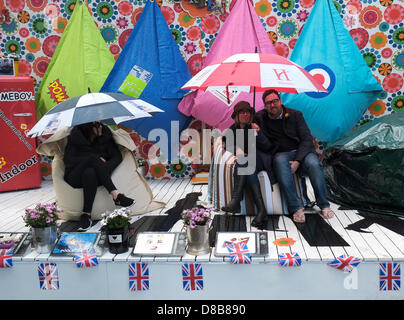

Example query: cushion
[208,138,307,215]
[191,172,209,185]
[37,127,165,221]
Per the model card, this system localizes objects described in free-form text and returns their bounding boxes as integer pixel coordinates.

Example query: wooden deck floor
[1,178,404,263]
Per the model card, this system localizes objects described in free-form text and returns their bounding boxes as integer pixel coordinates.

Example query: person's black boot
[221,174,247,213]
[78,213,92,231]
[249,183,268,229]
[114,193,135,207]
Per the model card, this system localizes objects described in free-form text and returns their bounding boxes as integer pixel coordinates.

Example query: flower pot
[106,225,129,254]
[186,224,210,255]
[31,226,58,254]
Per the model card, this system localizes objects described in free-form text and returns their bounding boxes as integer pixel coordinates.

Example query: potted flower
[101,207,131,254]
[181,207,213,255]
[23,203,62,253]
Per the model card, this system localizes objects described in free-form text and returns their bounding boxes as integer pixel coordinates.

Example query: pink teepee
[178,0,277,131]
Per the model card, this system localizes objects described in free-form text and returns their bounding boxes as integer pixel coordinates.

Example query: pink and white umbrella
[181,53,327,103]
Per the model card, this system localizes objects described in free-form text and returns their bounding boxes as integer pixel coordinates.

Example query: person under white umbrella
[28,92,164,230]
[64,120,136,231]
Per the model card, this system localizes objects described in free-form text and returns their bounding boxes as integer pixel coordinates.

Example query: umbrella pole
[253,46,258,110]
[253,86,256,110]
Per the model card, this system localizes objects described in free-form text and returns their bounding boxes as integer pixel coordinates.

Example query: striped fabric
[208,138,307,215]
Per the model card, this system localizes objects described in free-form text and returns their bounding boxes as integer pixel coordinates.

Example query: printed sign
[48,79,69,104]
[118,65,153,98]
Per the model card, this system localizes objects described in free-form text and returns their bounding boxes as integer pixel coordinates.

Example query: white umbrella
[28,92,164,137]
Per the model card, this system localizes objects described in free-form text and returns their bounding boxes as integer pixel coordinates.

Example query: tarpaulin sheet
[323,112,404,217]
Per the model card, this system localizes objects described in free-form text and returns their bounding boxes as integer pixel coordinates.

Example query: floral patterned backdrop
[1,0,403,180]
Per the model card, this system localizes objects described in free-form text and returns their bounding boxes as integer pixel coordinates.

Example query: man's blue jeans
[273,151,330,214]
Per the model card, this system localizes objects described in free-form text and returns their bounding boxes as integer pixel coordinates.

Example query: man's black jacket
[254,106,315,164]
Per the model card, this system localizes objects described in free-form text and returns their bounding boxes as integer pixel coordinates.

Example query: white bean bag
[37,127,165,221]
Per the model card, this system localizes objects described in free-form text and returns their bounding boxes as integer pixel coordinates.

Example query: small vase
[31,226,58,254]
[106,225,129,254]
[186,224,210,255]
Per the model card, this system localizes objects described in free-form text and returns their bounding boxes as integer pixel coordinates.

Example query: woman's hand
[251,123,260,131]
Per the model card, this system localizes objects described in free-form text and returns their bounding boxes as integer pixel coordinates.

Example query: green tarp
[323,111,404,217]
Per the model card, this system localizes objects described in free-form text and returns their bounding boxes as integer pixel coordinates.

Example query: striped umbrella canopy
[181,53,327,103]
[28,92,164,137]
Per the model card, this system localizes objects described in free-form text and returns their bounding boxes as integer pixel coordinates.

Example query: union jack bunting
[0,249,14,268]
[379,263,401,291]
[74,248,99,268]
[279,252,302,267]
[327,254,361,272]
[129,263,150,291]
[182,263,203,291]
[38,263,59,290]
[225,240,251,264]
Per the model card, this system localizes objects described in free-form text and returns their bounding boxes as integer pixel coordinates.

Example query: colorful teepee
[35,0,115,119]
[101,0,191,160]
[281,0,382,144]
[178,0,277,131]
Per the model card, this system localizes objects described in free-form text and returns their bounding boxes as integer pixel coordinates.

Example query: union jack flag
[379,263,401,291]
[38,263,59,290]
[279,252,302,267]
[74,248,99,268]
[0,249,14,268]
[129,263,150,291]
[328,254,361,272]
[225,240,251,264]
[182,263,203,291]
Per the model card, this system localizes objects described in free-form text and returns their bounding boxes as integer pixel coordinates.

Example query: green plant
[101,207,130,229]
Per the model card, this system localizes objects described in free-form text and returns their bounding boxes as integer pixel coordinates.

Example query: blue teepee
[101,0,191,160]
[281,0,382,144]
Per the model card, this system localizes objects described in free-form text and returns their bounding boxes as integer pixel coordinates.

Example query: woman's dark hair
[262,89,280,104]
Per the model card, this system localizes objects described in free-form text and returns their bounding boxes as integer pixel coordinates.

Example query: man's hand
[289,160,300,174]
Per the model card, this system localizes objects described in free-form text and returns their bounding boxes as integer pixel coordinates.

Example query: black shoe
[221,174,247,213]
[249,183,268,230]
[114,193,135,207]
[78,213,92,231]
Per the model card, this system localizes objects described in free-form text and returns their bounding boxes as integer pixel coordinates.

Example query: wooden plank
[4,177,404,265]
[113,250,133,262]
[306,181,374,261]
[331,208,378,261]
[281,214,322,261]
[279,215,309,261]
[99,250,116,262]
[362,220,404,261]
[373,223,404,260]
[322,203,364,260]
[342,210,391,261]
[21,249,40,262]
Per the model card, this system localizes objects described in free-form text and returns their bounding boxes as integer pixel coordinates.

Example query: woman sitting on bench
[221,101,273,229]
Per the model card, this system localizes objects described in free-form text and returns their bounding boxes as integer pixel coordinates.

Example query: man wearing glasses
[254,89,334,223]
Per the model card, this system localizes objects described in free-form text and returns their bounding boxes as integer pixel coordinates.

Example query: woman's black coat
[63,124,122,179]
